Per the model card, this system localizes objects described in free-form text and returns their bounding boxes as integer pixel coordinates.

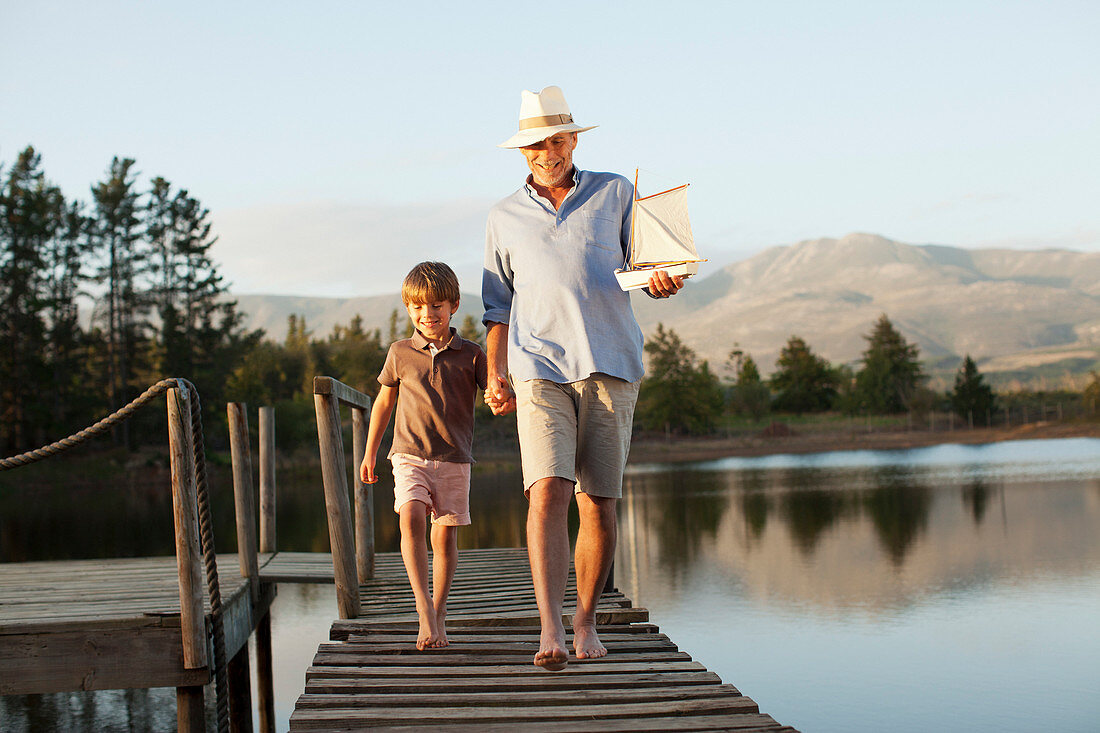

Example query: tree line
[1,147,253,452]
[638,314,1032,435]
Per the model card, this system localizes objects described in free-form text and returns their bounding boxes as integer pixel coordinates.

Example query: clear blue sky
[4,1,1098,297]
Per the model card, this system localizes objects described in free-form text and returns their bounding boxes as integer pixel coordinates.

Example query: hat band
[518,113,574,130]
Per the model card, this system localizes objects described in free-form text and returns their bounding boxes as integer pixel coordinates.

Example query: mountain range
[230,233,1100,386]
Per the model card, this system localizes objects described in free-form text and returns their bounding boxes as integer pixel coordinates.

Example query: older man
[482,86,683,670]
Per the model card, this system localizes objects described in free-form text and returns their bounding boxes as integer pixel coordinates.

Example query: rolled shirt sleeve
[482,216,513,327]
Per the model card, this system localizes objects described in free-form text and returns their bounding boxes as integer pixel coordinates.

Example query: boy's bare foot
[573,622,607,659]
[433,606,449,648]
[416,611,441,651]
[534,624,569,671]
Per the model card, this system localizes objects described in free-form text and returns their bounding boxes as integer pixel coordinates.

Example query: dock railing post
[352,406,375,582]
[227,403,259,732]
[258,405,277,555]
[228,403,260,604]
[166,384,208,729]
[313,377,364,619]
[256,405,277,733]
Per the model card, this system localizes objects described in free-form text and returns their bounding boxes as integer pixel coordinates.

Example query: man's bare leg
[572,491,616,659]
[398,502,441,650]
[430,523,458,648]
[527,477,573,670]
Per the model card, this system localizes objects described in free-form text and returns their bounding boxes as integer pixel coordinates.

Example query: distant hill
[229,233,1100,387]
[230,293,484,341]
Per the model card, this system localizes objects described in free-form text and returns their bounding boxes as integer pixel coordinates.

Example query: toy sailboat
[614,170,705,291]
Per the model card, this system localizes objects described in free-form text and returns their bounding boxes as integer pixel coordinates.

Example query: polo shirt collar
[411,326,461,352]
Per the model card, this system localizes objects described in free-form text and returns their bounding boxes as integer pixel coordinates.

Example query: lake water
[2,437,1098,731]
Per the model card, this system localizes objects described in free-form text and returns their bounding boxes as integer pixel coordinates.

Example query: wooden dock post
[166,384,208,729]
[227,403,260,732]
[352,406,375,582]
[256,404,277,733]
[259,405,277,554]
[228,403,260,604]
[314,379,362,619]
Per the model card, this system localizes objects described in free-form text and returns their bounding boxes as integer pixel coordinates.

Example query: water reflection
[621,464,937,572]
[620,440,1100,612]
[962,478,994,525]
[862,468,932,567]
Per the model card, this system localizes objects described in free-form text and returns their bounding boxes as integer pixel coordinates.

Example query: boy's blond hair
[402,261,461,306]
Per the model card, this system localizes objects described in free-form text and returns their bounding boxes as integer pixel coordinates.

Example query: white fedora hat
[498,86,597,149]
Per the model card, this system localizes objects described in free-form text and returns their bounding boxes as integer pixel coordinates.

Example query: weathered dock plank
[289,548,795,732]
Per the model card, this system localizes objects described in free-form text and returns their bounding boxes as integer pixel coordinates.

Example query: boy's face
[405,299,458,343]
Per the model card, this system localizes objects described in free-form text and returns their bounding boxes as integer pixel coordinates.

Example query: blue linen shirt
[482,169,645,384]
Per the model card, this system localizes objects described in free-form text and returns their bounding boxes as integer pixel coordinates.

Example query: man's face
[520,132,578,189]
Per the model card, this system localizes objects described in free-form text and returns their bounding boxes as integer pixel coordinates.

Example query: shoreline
[620,420,1100,465]
[474,420,1100,469]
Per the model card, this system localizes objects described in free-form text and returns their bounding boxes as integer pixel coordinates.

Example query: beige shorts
[512,374,640,499]
[390,453,471,526]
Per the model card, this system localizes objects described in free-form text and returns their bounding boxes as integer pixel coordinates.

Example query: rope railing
[0,377,230,733]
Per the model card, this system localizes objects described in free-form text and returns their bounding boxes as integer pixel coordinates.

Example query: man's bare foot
[416,611,441,650]
[573,622,607,659]
[534,624,569,671]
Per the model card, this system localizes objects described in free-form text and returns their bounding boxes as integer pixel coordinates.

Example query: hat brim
[498,123,597,149]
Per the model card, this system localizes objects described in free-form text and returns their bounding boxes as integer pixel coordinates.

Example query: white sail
[615,175,704,291]
[631,185,699,266]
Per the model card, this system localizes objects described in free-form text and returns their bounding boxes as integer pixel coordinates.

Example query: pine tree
[144,176,245,401]
[42,198,91,435]
[770,336,837,414]
[638,324,723,434]
[730,354,770,421]
[284,314,317,395]
[90,157,146,446]
[1084,371,1100,417]
[855,314,925,414]
[950,355,995,425]
[326,314,385,396]
[387,308,401,345]
[0,147,64,450]
[459,314,484,348]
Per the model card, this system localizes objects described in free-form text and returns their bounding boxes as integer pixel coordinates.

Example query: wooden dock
[289,548,797,732]
[0,388,282,732]
[0,554,272,695]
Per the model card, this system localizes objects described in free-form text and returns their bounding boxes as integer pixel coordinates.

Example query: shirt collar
[411,326,461,352]
[524,167,581,209]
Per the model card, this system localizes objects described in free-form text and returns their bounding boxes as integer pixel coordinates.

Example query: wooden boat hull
[614,261,699,291]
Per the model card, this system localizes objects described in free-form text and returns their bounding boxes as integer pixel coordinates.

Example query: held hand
[484,374,517,416]
[647,270,684,298]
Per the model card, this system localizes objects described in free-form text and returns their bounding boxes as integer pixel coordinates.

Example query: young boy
[360,261,487,650]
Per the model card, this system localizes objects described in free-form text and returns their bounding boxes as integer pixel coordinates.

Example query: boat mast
[629,168,639,270]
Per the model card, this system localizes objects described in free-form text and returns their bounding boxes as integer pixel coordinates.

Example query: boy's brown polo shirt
[380,328,488,464]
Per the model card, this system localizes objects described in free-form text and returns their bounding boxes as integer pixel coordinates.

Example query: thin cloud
[911,192,1015,219]
[211,199,493,297]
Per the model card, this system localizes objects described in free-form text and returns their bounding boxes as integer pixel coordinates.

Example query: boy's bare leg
[527,477,573,670]
[430,523,458,647]
[572,492,616,659]
[398,501,441,650]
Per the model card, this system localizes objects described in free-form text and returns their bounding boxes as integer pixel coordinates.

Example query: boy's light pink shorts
[390,453,471,526]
